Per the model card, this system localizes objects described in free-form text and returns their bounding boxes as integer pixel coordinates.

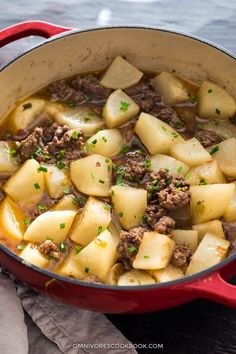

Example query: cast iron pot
[0,21,236,314]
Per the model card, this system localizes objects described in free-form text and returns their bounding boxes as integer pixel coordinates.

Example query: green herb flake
[56,161,66,169]
[84,267,89,273]
[103,204,111,211]
[120,101,130,112]
[95,239,107,248]
[38,166,48,173]
[46,236,53,241]
[75,245,83,254]
[208,88,213,93]
[38,204,47,210]
[59,242,67,252]
[90,172,95,179]
[119,145,129,155]
[199,177,208,185]
[144,159,152,169]
[34,183,40,190]
[83,145,89,153]
[128,245,137,254]
[118,211,124,218]
[177,187,182,191]
[10,149,17,157]
[188,93,197,104]
[23,102,32,110]
[102,136,107,143]
[171,131,179,139]
[185,173,192,180]
[91,139,97,146]
[63,186,70,194]
[210,145,219,155]
[71,131,79,139]
[111,190,115,196]
[215,108,221,115]
[162,126,167,132]
[99,179,105,184]
[73,196,86,206]
[98,226,103,235]
[60,223,65,229]
[67,100,75,108]
[177,165,183,173]
[24,218,30,226]
[144,255,150,259]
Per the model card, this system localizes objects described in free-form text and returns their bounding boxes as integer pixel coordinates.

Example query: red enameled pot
[0,21,236,314]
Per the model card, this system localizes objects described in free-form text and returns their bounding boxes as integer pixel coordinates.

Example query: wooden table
[0,1,236,352]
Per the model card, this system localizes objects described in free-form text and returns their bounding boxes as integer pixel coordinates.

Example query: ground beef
[31,198,56,219]
[144,169,173,202]
[145,204,167,229]
[153,216,176,234]
[195,128,222,148]
[49,80,85,105]
[72,74,111,100]
[154,107,186,132]
[38,240,60,259]
[158,176,190,210]
[123,159,146,183]
[117,227,146,269]
[125,82,161,113]
[222,222,236,252]
[171,244,192,268]
[19,123,84,162]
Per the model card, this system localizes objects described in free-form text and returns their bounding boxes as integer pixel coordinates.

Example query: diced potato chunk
[201,119,236,140]
[210,138,236,178]
[55,106,104,136]
[45,102,64,118]
[133,232,174,270]
[152,72,189,104]
[10,98,46,133]
[111,185,147,230]
[53,195,78,211]
[100,56,143,89]
[186,160,225,186]
[106,263,126,285]
[117,270,155,286]
[170,138,212,167]
[0,197,26,241]
[171,229,198,254]
[70,155,112,197]
[44,165,70,199]
[24,210,76,243]
[224,182,236,222]
[135,113,184,155]
[70,197,111,246]
[86,129,123,157]
[198,81,236,120]
[103,89,139,128]
[186,233,230,275]
[3,159,45,208]
[0,141,18,176]
[151,264,184,283]
[149,154,189,177]
[20,243,49,268]
[75,229,119,281]
[190,184,235,224]
[58,249,84,279]
[192,220,225,241]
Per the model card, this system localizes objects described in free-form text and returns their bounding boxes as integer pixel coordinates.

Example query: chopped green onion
[119,145,129,155]
[67,100,75,108]
[23,102,32,110]
[171,132,179,139]
[71,131,79,139]
[46,236,53,240]
[34,183,40,190]
[56,149,65,160]
[118,211,124,218]
[162,126,167,131]
[84,267,89,273]
[103,204,111,211]
[210,145,219,155]
[91,139,97,146]
[60,223,65,229]
[38,204,47,210]
[128,246,137,254]
[56,161,66,169]
[208,88,213,93]
[98,226,103,235]
[95,239,107,248]
[120,101,130,112]
[75,245,83,254]
[38,166,48,173]
[59,242,67,252]
[177,165,183,173]
[10,149,17,157]
[144,255,150,259]
[99,179,105,184]
[24,218,30,226]
[17,243,25,250]
[73,196,86,206]
[144,159,152,169]
[102,136,107,143]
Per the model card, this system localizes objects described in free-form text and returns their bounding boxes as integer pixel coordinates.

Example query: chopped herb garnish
[210,145,219,155]
[75,245,83,254]
[59,242,67,252]
[162,126,167,131]
[10,149,17,157]
[34,183,40,190]
[144,255,150,259]
[119,145,129,155]
[60,223,65,229]
[63,186,70,194]
[177,165,183,173]
[185,173,192,180]
[38,204,47,210]
[67,100,75,108]
[144,159,152,169]
[188,93,197,104]
[38,166,48,173]
[73,196,86,206]
[177,187,182,191]
[98,226,103,235]
[99,179,105,184]
[102,136,107,143]
[90,172,95,179]
[166,179,172,186]
[118,211,124,218]
[95,239,107,248]
[32,148,50,161]
[120,101,130,112]
[83,145,89,153]
[199,177,208,185]
[91,139,97,146]
[56,161,66,169]
[23,102,32,110]
[111,190,115,196]
[215,108,221,115]
[46,236,53,240]
[24,218,30,226]
[171,132,179,139]
[208,88,213,93]
[128,246,137,254]
[103,204,111,211]
[71,131,79,139]
[84,267,89,273]
[115,165,125,185]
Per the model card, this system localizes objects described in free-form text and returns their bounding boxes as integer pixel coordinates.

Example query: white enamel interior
[0,27,236,119]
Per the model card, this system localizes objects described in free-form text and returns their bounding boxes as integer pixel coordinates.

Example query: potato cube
[117,270,155,286]
[0,141,18,176]
[111,185,147,230]
[152,72,189,104]
[45,102,64,118]
[186,160,225,185]
[24,210,76,243]
[75,229,119,281]
[100,56,143,89]
[224,182,236,222]
[171,229,198,254]
[20,243,49,268]
[186,233,230,275]
[192,220,225,241]
[133,232,174,270]
[151,264,184,283]
[170,138,212,167]
[45,165,70,199]
[103,89,139,128]
[70,155,112,197]
[190,184,235,224]
[210,138,236,178]
[53,195,78,211]
[70,197,111,246]
[3,159,45,208]
[149,154,189,177]
[58,249,84,279]
[10,98,46,133]
[106,263,126,285]
[55,106,104,136]
[135,113,184,155]
[0,197,26,241]
[198,81,236,120]
[86,129,123,156]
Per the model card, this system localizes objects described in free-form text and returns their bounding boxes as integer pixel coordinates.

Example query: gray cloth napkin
[0,269,137,354]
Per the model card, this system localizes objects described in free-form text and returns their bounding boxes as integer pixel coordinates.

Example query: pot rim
[0,24,236,291]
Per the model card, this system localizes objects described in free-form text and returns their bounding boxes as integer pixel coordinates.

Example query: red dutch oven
[0,21,236,314]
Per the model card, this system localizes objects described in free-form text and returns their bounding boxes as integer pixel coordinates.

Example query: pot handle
[0,21,73,48]
[185,270,236,307]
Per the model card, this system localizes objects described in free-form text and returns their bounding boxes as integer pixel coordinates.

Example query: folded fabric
[0,269,137,354]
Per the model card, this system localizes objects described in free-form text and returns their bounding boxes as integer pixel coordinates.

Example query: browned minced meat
[144,169,173,203]
[30,196,56,219]
[49,79,85,105]
[71,74,111,100]
[125,82,161,113]
[158,176,190,210]
[123,159,146,183]
[117,227,146,269]
[83,275,102,284]
[19,123,84,162]
[38,240,60,259]
[171,244,192,268]
[145,204,167,229]
[222,222,236,252]
[153,216,176,234]
[154,107,186,132]
[195,128,222,148]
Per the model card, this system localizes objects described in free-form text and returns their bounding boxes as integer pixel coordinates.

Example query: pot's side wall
[0,28,236,119]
